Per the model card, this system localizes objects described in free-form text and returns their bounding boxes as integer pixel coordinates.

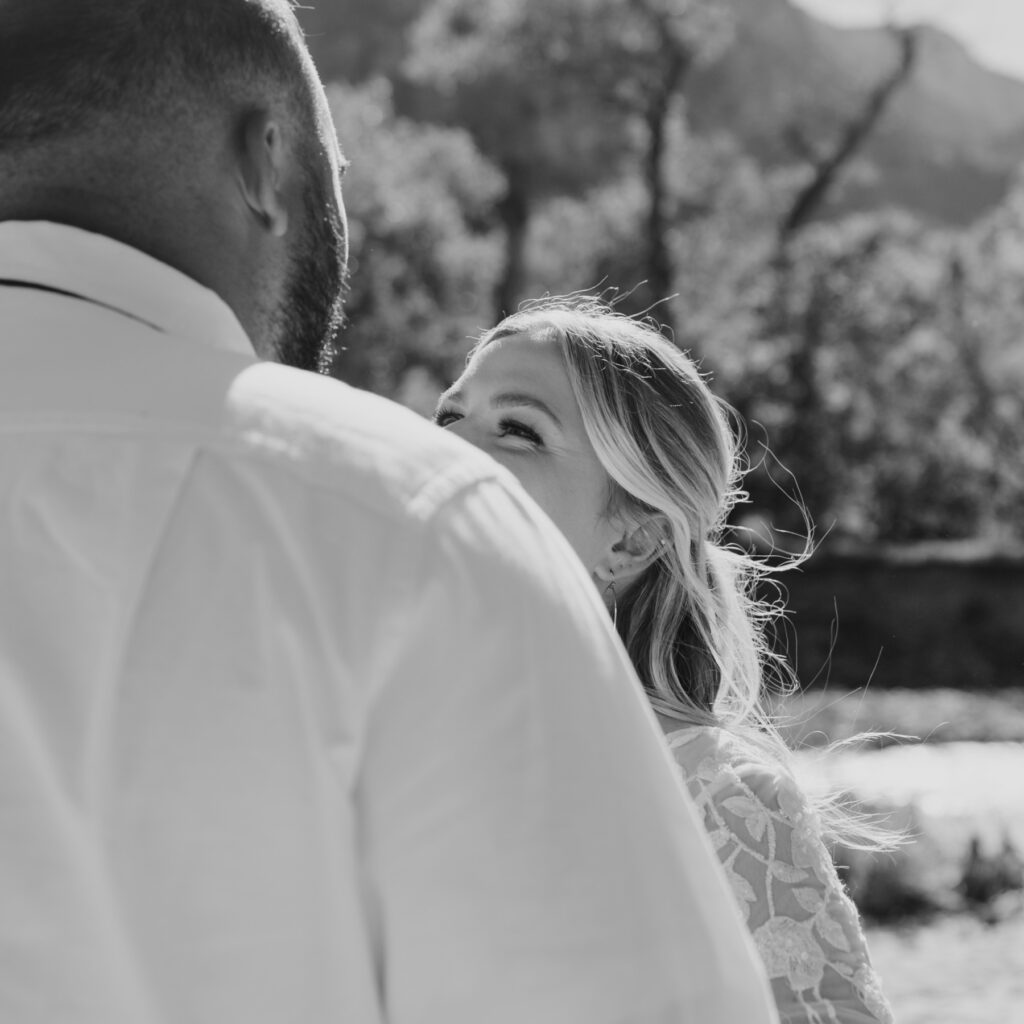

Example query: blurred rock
[832,799,953,922]
[957,833,1024,922]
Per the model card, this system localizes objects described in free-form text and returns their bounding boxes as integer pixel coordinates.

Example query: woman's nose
[443,417,483,449]
[445,419,497,460]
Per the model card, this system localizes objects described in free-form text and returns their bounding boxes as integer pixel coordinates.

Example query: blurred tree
[297,0,423,83]
[777,28,919,242]
[736,198,1024,544]
[520,126,776,348]
[326,80,504,403]
[945,171,1024,535]
[405,0,732,331]
[764,214,955,542]
[758,27,920,524]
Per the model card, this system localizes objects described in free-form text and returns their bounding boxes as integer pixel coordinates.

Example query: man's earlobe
[238,110,290,237]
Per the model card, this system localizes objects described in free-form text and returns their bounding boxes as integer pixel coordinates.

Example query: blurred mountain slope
[299,0,1024,224]
[689,0,1024,222]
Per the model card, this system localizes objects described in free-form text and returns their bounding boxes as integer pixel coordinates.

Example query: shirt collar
[0,220,255,357]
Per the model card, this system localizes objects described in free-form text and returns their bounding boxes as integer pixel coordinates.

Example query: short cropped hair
[0,0,312,148]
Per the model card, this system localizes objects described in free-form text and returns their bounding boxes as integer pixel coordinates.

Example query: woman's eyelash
[498,418,543,445]
[433,408,543,446]
[433,407,461,427]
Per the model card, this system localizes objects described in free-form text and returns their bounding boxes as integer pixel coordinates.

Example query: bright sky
[793,0,1024,81]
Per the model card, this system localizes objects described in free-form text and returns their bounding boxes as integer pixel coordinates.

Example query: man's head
[0,0,348,370]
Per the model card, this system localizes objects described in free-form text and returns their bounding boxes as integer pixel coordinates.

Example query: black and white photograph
[2,1,1022,1022]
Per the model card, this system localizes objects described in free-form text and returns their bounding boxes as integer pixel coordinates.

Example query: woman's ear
[593,514,671,585]
[236,109,291,238]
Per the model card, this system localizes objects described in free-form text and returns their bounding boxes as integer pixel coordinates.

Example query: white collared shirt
[0,222,777,1024]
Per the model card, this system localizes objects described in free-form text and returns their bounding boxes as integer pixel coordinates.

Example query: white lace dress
[666,726,894,1024]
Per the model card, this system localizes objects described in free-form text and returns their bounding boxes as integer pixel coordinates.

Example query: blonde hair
[475,296,891,849]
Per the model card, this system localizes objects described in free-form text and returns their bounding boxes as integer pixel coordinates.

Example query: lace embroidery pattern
[668,727,894,1024]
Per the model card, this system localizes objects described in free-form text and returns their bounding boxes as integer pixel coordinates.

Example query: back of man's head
[0,0,309,150]
[0,0,348,370]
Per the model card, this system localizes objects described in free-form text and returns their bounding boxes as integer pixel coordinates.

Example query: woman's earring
[603,569,618,628]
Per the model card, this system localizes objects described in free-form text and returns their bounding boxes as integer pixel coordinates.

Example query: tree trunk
[494,167,530,321]
[642,51,690,341]
[779,28,918,242]
[645,94,674,330]
[786,268,832,517]
[766,27,919,522]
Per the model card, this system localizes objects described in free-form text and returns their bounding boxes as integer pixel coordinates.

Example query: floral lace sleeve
[668,729,894,1024]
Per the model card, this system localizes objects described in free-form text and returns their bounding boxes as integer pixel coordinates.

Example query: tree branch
[779,27,918,243]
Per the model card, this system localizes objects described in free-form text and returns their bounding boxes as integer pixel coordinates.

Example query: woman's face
[435,330,622,577]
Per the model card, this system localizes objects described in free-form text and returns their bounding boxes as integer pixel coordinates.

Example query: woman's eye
[433,408,462,428]
[498,418,543,446]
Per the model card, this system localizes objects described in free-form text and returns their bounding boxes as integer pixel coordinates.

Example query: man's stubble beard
[275,169,349,374]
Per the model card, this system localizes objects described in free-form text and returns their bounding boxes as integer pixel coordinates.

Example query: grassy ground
[866,913,1024,1024]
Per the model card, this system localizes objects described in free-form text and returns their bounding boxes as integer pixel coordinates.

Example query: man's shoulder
[221,361,503,523]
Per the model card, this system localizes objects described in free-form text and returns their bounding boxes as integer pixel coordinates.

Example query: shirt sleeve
[682,751,894,1024]
[357,476,780,1024]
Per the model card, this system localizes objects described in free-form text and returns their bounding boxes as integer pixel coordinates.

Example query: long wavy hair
[473,296,892,849]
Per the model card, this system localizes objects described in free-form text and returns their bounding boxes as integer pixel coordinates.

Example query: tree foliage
[405,0,731,321]
[327,79,504,406]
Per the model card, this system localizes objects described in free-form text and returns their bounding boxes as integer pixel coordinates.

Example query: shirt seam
[0,418,508,530]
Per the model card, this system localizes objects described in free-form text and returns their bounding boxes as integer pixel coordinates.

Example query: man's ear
[593,514,672,585]
[237,109,290,238]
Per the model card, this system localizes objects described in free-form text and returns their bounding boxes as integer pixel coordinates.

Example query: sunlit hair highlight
[474,295,894,850]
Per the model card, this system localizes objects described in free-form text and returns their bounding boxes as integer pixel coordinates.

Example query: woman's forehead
[459,331,585,422]
[470,329,564,376]
[466,336,570,404]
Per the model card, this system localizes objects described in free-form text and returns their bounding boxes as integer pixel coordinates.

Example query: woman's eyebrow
[436,388,563,428]
[490,391,562,427]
